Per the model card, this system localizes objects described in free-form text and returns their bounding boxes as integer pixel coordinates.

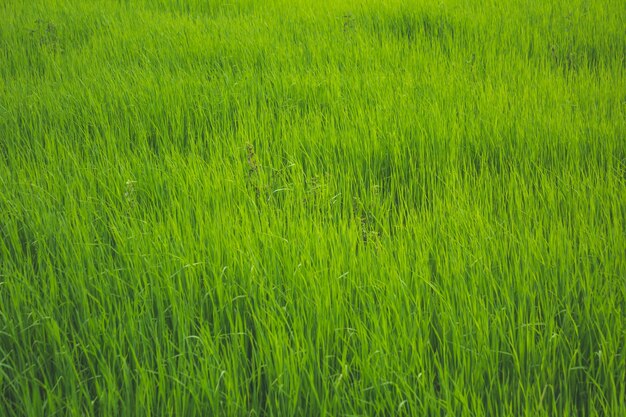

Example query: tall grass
[1,0,625,415]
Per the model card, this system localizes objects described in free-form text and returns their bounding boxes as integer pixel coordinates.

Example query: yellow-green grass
[1,0,625,415]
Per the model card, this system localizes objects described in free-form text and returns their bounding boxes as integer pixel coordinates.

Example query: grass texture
[1,0,625,415]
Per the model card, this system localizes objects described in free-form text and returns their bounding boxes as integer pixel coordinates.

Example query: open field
[1,0,625,415]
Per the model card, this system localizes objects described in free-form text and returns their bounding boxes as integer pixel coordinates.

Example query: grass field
[1,0,625,415]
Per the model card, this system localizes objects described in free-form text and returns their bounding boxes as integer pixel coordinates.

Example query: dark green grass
[1,0,625,415]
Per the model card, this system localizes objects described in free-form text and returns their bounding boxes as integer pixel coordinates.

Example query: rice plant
[1,0,625,415]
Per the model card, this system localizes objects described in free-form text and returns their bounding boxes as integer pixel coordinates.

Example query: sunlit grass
[1,0,625,415]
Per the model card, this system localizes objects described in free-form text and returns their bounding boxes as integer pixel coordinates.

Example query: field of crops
[1,0,625,415]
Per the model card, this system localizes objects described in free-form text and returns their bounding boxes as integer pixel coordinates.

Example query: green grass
[1,0,625,415]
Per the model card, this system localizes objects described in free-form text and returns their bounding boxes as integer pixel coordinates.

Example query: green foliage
[1,0,625,415]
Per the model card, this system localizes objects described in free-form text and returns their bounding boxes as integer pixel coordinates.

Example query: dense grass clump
[1,0,625,415]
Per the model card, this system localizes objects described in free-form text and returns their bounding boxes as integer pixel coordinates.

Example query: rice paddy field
[1,0,625,415]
